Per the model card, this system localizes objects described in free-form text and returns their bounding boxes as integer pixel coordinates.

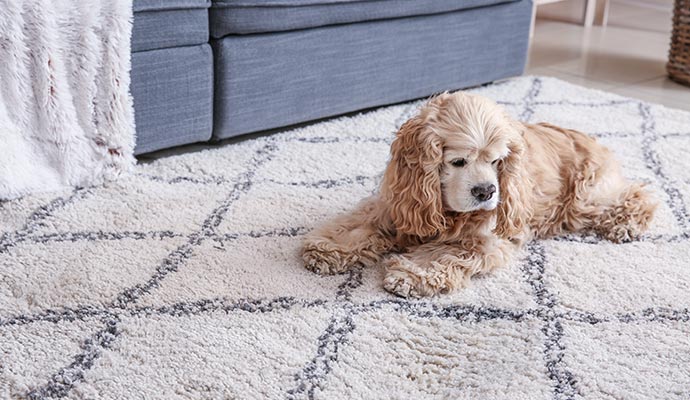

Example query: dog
[301,91,657,298]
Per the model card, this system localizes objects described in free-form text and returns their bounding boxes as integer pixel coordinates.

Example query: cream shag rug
[1,77,690,400]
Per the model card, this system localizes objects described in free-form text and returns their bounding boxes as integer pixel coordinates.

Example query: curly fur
[302,92,658,298]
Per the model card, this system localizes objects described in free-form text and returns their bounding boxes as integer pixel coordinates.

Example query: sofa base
[131,44,213,155]
[212,0,531,140]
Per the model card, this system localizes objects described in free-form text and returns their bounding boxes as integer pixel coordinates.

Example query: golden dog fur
[302,92,657,298]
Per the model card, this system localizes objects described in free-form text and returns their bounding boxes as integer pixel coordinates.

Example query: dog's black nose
[471,184,496,202]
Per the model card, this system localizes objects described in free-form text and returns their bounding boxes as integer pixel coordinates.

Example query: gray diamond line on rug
[639,102,690,232]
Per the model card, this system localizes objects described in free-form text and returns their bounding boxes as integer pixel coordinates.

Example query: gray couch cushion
[131,45,213,154]
[210,0,518,37]
[212,0,531,139]
[132,0,210,52]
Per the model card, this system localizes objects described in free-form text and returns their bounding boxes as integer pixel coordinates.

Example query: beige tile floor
[528,12,690,111]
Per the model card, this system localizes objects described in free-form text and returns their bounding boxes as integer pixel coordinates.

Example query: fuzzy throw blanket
[0,1,135,200]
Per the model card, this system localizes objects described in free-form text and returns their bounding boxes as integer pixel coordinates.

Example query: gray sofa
[131,0,213,154]
[131,0,532,154]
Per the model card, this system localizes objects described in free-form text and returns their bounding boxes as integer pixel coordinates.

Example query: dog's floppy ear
[494,122,531,239]
[382,110,446,238]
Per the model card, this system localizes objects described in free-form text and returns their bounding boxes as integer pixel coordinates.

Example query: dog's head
[381,92,529,239]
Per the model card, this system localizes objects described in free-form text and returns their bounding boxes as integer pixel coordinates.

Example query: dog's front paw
[595,210,648,243]
[383,256,460,298]
[383,269,422,298]
[600,224,642,243]
[302,244,352,275]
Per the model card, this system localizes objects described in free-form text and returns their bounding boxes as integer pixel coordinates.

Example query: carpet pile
[1,77,690,399]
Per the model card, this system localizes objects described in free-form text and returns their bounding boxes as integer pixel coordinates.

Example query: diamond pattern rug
[1,77,690,399]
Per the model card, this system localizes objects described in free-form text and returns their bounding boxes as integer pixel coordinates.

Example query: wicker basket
[668,0,690,85]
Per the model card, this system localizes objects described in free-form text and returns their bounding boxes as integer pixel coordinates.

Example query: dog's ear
[494,122,531,239]
[382,112,446,238]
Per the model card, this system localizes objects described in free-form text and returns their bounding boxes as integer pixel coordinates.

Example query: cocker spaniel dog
[301,92,657,298]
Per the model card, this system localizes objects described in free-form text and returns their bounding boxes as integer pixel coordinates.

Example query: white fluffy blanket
[0,0,135,200]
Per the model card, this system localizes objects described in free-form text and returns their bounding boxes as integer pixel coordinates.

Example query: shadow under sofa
[130,0,533,153]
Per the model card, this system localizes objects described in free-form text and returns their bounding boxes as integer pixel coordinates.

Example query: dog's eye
[492,159,500,165]
[451,158,466,167]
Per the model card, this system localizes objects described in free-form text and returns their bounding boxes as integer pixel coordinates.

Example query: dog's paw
[383,269,422,299]
[596,213,647,243]
[601,224,643,243]
[302,245,351,275]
